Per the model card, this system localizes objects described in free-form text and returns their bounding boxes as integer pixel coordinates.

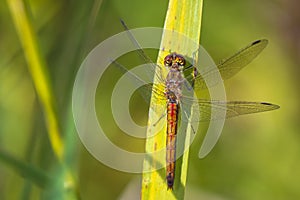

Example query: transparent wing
[186,39,268,90]
[111,59,166,104]
[120,19,166,84]
[180,98,280,122]
[137,83,166,103]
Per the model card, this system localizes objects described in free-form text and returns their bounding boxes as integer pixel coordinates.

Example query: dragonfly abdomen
[166,102,180,190]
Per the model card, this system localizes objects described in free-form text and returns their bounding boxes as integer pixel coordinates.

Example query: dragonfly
[114,20,280,190]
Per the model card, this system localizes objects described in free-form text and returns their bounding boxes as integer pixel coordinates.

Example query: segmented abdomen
[166,102,179,190]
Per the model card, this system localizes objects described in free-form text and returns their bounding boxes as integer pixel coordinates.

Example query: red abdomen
[166,102,179,190]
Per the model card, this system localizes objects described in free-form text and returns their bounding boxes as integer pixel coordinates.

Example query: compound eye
[164,55,172,66]
[177,56,185,66]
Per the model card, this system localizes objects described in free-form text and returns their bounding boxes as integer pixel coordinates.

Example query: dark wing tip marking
[120,18,125,25]
[261,102,272,105]
[120,19,129,30]
[252,39,268,46]
[252,40,261,45]
[261,102,280,109]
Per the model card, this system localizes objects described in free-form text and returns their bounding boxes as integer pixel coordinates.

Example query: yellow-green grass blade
[6,0,79,198]
[141,0,203,199]
[0,149,51,188]
[7,0,63,162]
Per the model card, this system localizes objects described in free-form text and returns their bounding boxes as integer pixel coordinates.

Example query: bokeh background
[1,0,299,199]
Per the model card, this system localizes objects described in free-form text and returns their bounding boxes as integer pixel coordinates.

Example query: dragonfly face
[164,53,186,71]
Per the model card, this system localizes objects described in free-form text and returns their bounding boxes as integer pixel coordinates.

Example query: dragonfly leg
[191,50,199,87]
[185,64,193,70]
[183,63,197,91]
[153,113,166,127]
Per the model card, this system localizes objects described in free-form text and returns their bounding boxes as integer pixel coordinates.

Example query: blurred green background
[1,0,299,199]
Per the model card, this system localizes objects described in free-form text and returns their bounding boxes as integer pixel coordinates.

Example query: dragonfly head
[164,53,186,71]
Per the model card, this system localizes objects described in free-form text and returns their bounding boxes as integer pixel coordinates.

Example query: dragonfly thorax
[165,70,184,102]
[164,53,186,102]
